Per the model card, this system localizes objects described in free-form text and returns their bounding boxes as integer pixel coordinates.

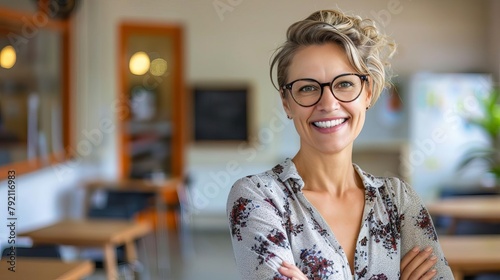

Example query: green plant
[459,88,500,187]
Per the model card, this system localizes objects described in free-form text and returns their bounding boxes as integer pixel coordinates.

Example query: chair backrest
[88,190,155,220]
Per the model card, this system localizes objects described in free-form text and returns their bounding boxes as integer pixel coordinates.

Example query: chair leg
[124,240,137,264]
[103,244,118,280]
[178,207,196,260]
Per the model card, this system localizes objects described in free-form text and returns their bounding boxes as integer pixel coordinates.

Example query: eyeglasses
[282,73,368,107]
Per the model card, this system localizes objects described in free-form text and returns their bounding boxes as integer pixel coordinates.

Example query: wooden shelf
[126,120,172,136]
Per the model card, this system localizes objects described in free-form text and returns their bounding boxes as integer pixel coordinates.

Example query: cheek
[294,107,315,121]
[355,109,368,130]
[344,101,366,115]
[286,101,304,117]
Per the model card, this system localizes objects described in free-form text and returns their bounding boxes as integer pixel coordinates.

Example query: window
[0,5,71,178]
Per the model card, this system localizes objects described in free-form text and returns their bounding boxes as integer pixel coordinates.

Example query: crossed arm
[279,246,439,280]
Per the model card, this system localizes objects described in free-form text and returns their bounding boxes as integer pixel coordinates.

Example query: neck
[292,145,361,197]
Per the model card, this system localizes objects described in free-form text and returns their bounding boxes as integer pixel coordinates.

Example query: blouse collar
[273,157,385,191]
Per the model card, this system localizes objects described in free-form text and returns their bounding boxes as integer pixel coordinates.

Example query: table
[19,219,151,280]
[439,235,500,280]
[84,178,182,278]
[427,196,500,233]
[427,196,500,222]
[0,257,94,280]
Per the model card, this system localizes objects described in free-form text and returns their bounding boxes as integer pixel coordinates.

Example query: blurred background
[0,0,499,279]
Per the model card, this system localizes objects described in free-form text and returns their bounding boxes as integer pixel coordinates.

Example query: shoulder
[381,176,419,202]
[382,176,412,194]
[230,169,280,193]
[230,159,298,197]
[227,164,289,207]
[354,164,417,201]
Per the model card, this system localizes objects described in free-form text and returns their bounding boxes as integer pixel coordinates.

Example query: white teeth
[313,119,346,128]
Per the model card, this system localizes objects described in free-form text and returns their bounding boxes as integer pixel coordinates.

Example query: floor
[86,228,240,280]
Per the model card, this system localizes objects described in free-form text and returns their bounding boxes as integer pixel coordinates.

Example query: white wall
[0,163,97,250]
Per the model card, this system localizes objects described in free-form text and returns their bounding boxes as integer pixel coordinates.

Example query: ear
[280,89,293,118]
[364,78,373,108]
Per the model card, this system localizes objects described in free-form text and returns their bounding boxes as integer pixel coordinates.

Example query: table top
[440,235,500,272]
[0,257,94,280]
[19,219,152,247]
[427,195,500,222]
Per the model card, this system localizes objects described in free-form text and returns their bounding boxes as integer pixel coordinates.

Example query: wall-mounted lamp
[129,51,150,75]
[0,45,16,69]
[150,58,167,77]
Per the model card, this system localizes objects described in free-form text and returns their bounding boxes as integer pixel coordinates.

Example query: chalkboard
[193,86,249,141]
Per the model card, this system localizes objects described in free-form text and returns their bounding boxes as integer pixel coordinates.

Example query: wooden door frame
[117,22,185,179]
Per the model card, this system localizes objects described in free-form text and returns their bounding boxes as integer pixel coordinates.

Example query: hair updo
[270,9,396,106]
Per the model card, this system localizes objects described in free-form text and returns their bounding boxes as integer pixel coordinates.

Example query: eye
[299,85,318,92]
[335,81,354,89]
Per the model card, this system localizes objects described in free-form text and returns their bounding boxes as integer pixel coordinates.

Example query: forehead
[287,43,355,80]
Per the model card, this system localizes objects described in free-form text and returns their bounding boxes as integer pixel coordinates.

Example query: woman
[227,9,453,280]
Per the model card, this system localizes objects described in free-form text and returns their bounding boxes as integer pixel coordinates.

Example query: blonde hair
[270,9,396,106]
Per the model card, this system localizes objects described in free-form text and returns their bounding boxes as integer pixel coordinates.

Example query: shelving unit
[127,120,173,178]
[115,22,187,233]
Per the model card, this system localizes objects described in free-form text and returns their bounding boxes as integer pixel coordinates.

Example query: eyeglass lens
[289,74,364,106]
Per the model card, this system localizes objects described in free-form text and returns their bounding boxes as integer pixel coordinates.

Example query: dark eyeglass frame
[282,73,369,107]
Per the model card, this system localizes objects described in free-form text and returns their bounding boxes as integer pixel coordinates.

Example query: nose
[316,85,340,111]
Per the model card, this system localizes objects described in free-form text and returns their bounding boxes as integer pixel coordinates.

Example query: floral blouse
[226,158,453,280]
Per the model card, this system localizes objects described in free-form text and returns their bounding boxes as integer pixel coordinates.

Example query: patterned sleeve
[395,179,454,279]
[226,176,294,280]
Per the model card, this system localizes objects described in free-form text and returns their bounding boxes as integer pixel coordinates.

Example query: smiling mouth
[312,118,348,128]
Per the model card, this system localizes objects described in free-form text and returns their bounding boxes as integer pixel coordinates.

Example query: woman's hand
[278,261,308,280]
[279,246,437,280]
[400,246,438,280]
